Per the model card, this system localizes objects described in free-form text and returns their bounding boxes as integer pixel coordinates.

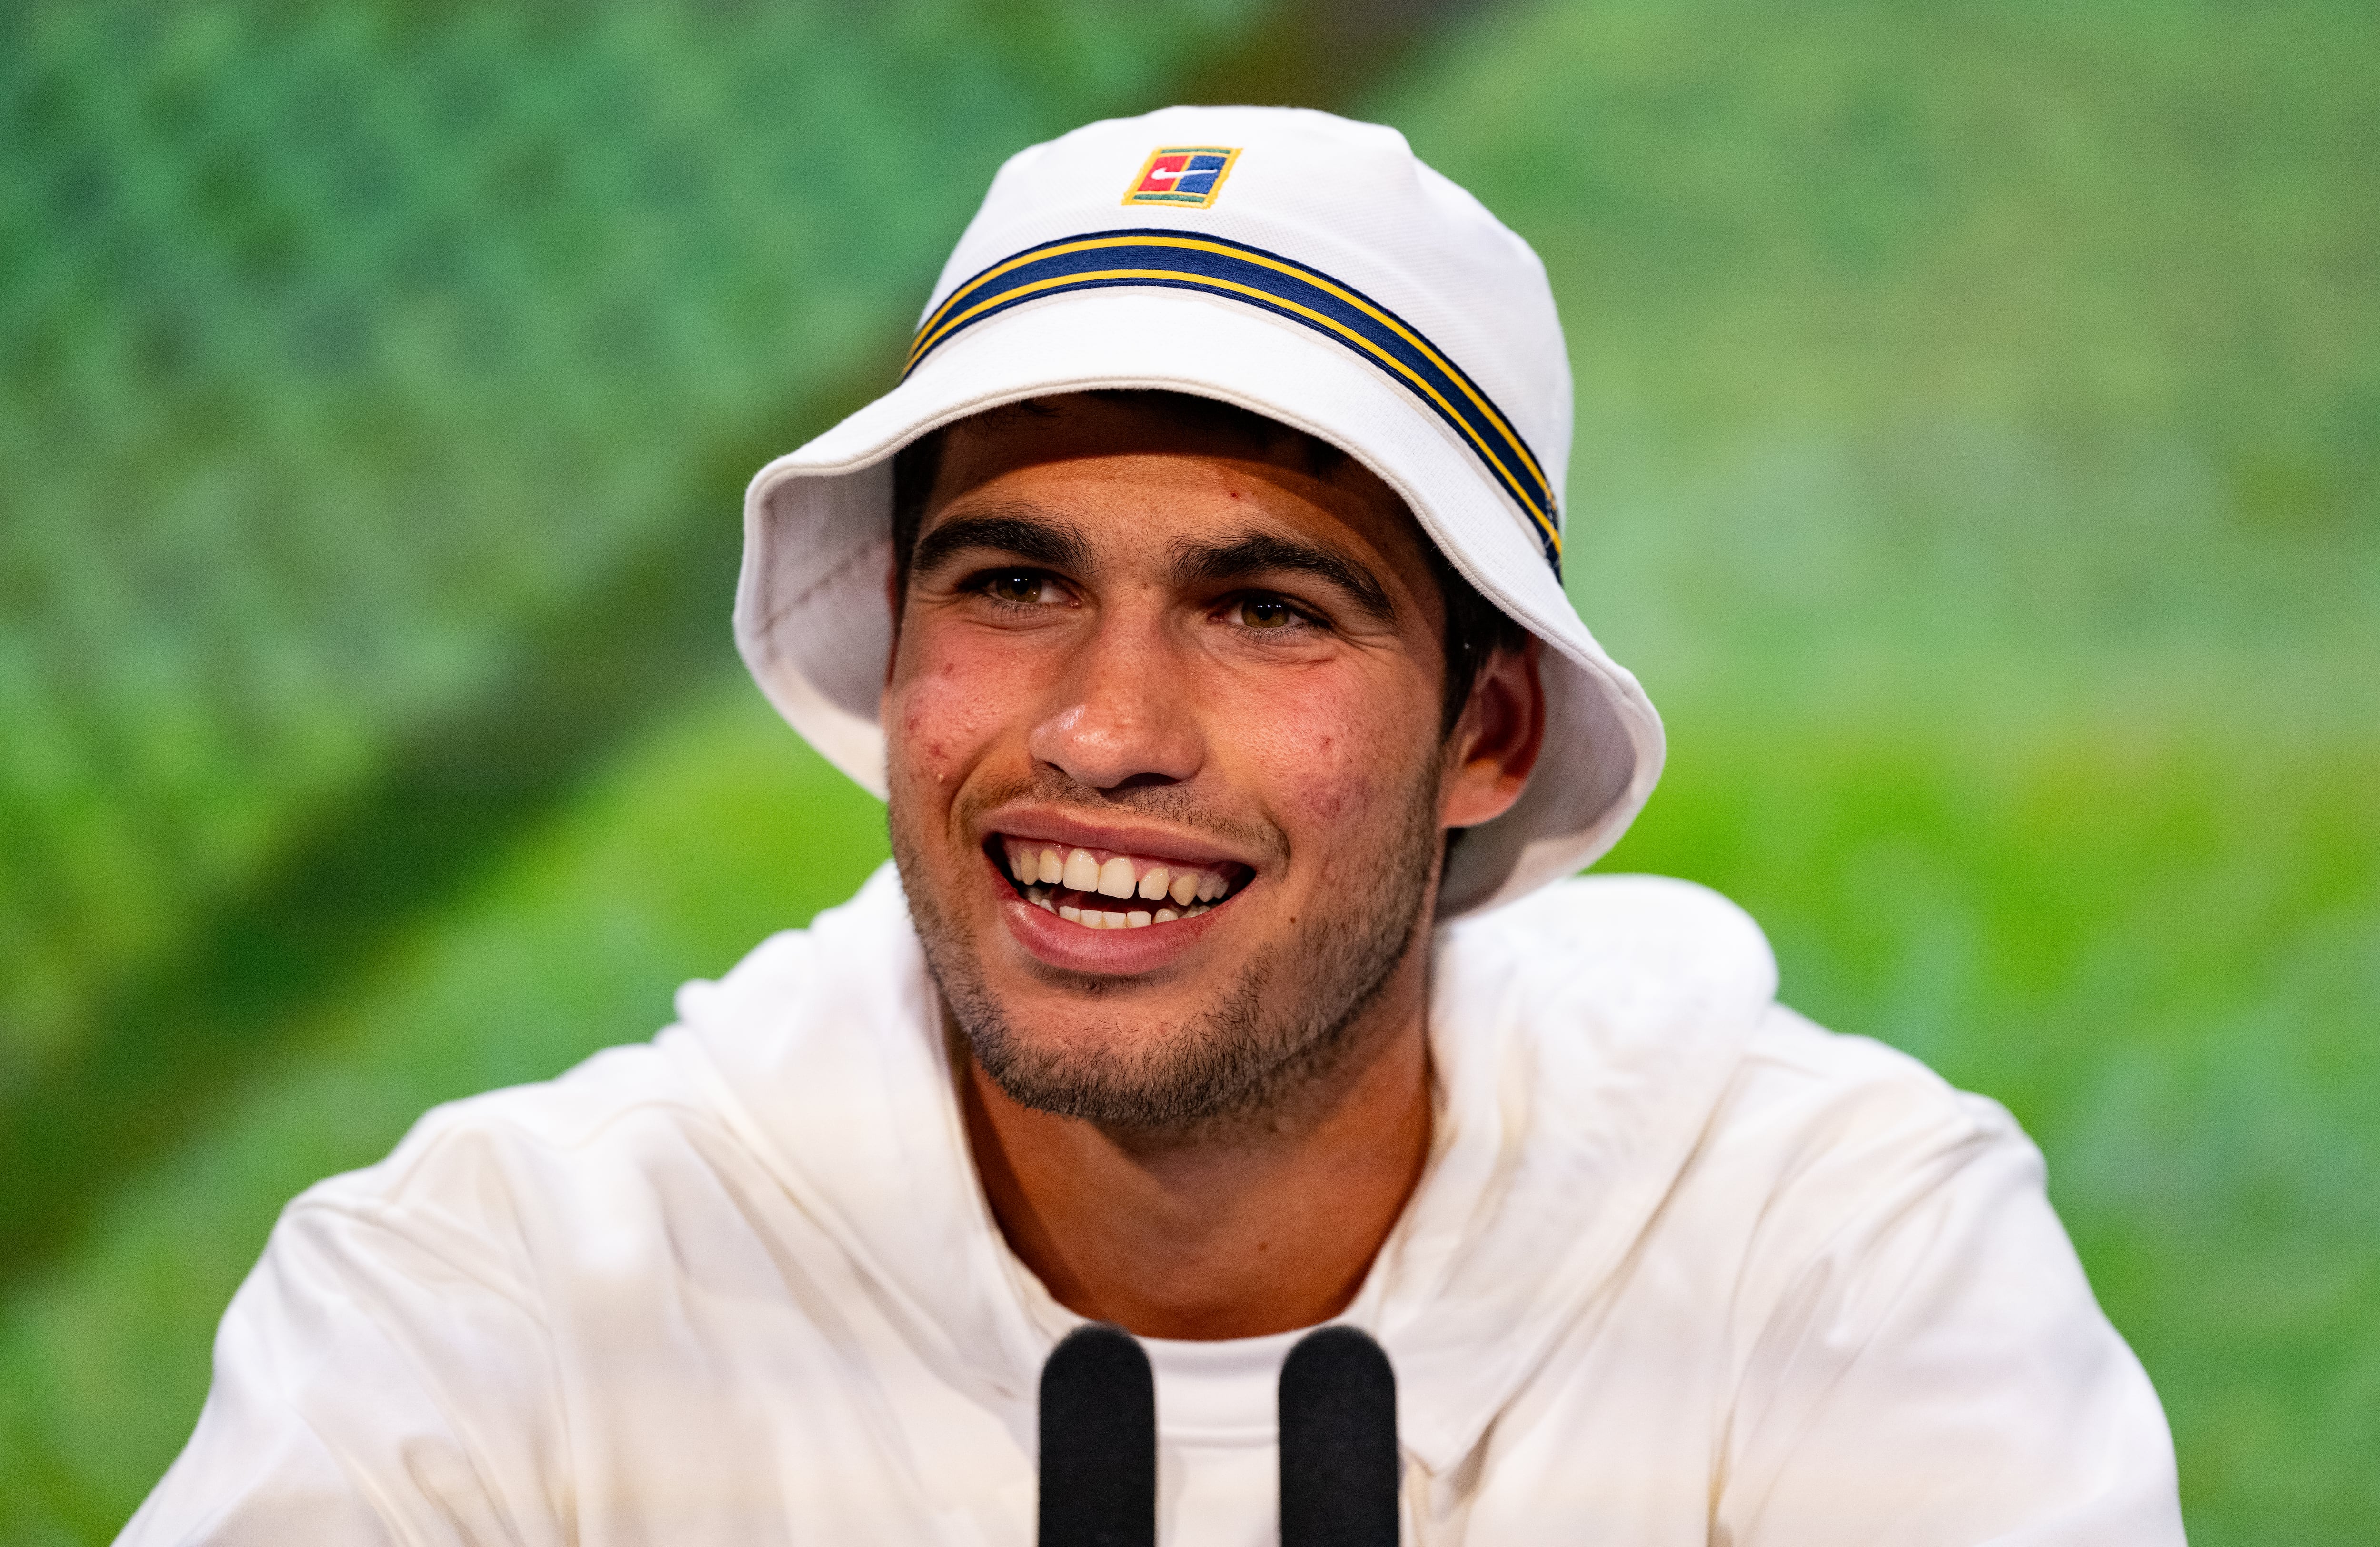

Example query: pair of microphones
[1038,1322,1398,1547]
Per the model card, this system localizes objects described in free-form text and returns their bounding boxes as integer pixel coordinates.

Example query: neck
[957,950,1434,1341]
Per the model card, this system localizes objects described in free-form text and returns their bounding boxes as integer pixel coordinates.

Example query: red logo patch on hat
[1122,146,1240,209]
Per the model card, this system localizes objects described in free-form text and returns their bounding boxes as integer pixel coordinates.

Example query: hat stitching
[751,516,889,637]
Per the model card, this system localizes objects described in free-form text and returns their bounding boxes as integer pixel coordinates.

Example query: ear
[1439,637,1546,830]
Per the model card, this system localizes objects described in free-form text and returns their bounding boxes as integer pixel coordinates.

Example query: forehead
[921,393,1442,596]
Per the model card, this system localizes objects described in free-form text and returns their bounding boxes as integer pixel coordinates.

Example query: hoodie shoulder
[1713,1002,2035,1227]
[1441,872,1780,1021]
[285,874,908,1247]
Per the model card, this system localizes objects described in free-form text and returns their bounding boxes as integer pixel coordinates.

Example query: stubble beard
[889,770,1443,1140]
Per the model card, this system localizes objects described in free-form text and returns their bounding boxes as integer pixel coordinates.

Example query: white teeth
[1002,836,1236,917]
[1058,905,1081,922]
[1097,856,1136,898]
[1127,911,1151,928]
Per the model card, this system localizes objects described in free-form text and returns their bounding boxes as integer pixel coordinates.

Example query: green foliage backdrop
[2,0,2373,1541]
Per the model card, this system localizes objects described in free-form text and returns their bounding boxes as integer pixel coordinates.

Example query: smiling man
[883,390,1544,1344]
[126,109,2184,1545]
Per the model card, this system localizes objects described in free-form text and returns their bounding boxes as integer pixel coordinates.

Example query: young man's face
[883,394,1526,1130]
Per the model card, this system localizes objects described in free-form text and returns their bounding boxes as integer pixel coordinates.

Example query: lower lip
[992,859,1231,974]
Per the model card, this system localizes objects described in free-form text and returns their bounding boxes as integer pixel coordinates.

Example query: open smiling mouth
[990,837,1250,930]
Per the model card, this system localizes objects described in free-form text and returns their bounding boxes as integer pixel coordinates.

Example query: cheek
[886,638,1029,787]
[1228,671,1434,833]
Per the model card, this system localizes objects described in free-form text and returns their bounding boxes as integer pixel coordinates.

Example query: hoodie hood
[665,861,1776,1477]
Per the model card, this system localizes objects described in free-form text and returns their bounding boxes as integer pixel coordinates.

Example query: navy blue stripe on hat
[904,229,1561,574]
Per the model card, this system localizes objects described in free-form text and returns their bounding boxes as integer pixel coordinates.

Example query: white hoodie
[121,864,2184,1545]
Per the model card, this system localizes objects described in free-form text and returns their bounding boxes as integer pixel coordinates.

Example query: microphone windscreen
[1279,1325,1398,1547]
[1038,1322,1156,1547]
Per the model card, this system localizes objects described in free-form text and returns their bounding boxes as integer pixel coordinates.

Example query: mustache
[957,769,1283,862]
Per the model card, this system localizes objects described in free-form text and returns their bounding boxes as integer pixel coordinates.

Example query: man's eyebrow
[1169,530,1396,624]
[910,510,1091,577]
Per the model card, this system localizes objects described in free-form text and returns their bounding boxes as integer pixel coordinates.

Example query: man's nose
[1025,608,1202,792]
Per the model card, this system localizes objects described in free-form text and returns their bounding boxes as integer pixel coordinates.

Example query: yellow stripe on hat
[905,230,1562,568]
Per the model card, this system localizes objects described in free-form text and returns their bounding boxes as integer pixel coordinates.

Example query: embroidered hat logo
[1121,146,1240,208]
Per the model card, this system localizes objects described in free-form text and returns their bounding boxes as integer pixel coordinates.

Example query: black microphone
[1279,1325,1399,1547]
[1038,1322,1157,1547]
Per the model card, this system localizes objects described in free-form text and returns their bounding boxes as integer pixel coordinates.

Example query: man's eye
[1238,598,1300,630]
[983,572,1051,605]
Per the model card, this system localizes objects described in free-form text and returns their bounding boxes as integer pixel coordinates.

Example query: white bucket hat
[735,105,1662,917]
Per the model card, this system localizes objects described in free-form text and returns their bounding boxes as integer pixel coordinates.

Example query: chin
[963,970,1268,1125]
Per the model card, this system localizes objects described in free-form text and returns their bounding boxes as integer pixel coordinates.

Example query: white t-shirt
[1142,1328,1309,1546]
[120,865,2185,1545]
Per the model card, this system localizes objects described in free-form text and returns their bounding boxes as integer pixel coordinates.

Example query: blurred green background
[1,0,2373,1539]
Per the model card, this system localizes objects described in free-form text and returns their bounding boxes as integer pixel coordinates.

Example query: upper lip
[980,807,1259,871]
